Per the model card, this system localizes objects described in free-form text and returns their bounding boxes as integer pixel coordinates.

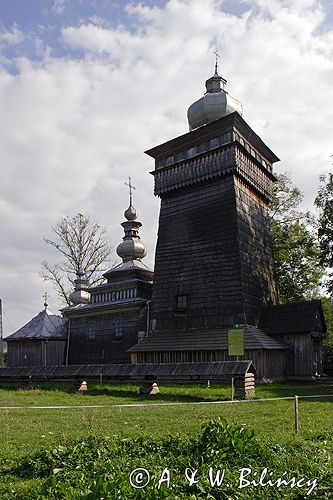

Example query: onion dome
[116,177,147,264]
[124,204,137,221]
[116,203,147,262]
[103,178,152,281]
[70,270,91,305]
[187,60,243,131]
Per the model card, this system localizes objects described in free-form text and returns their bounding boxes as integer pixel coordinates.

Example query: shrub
[5,418,333,499]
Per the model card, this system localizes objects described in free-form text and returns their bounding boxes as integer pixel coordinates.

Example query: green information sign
[228,328,244,356]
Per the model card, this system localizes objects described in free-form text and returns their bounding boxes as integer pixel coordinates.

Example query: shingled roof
[129,324,286,353]
[5,309,67,341]
[259,300,326,335]
[0,361,256,380]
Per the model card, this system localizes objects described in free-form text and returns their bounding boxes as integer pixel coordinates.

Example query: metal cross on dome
[214,48,220,74]
[43,291,48,310]
[125,176,136,206]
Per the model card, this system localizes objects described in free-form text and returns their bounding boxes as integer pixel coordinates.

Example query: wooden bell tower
[146,110,279,331]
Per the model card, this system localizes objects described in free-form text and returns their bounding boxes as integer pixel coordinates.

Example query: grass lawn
[0,380,332,498]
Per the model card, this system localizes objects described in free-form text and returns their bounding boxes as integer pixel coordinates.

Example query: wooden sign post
[228,328,245,399]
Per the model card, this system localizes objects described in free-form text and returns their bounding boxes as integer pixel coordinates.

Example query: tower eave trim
[145,112,280,165]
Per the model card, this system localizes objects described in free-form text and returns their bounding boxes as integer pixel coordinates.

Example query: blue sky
[1,0,332,334]
[1,0,166,30]
[0,0,171,68]
[0,0,250,66]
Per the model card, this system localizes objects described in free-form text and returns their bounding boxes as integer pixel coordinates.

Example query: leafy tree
[315,173,333,294]
[270,172,303,223]
[321,296,333,371]
[270,218,323,302]
[270,173,323,303]
[41,213,112,305]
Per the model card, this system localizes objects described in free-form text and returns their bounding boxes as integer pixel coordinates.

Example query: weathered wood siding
[68,307,146,364]
[151,173,277,330]
[235,178,278,324]
[274,333,323,377]
[134,349,286,380]
[7,340,66,367]
[152,177,244,329]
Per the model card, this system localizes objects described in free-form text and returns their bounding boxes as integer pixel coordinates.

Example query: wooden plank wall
[7,340,66,367]
[275,333,322,377]
[152,147,277,332]
[235,177,278,325]
[68,309,145,365]
[135,349,286,379]
[152,177,245,330]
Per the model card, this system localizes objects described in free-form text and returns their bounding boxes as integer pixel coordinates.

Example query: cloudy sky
[1,0,332,336]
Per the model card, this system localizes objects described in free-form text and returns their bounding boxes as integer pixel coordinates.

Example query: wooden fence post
[231,377,234,401]
[294,395,299,433]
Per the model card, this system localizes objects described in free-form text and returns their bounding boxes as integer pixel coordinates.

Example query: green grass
[0,380,332,498]
[1,378,332,404]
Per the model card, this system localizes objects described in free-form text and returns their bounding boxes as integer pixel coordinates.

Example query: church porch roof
[128,325,287,353]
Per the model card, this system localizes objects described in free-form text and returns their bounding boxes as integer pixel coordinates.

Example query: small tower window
[176,295,188,311]
[115,319,123,338]
[87,322,96,342]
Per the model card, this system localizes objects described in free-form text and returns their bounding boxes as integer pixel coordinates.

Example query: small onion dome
[70,272,91,305]
[124,204,137,221]
[187,70,243,131]
[116,223,147,262]
[70,288,90,305]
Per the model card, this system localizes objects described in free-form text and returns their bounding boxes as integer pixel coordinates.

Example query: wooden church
[5,61,325,380]
[128,63,325,379]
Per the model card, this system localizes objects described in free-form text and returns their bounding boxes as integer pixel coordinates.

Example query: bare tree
[41,213,113,305]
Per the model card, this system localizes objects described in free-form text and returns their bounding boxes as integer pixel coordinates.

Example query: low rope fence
[1,393,333,432]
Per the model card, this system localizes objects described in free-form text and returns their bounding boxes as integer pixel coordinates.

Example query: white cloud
[51,0,67,15]
[0,24,24,46]
[1,0,332,334]
[88,15,109,27]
